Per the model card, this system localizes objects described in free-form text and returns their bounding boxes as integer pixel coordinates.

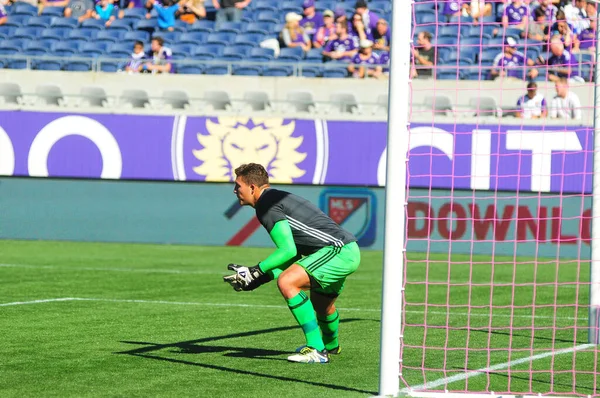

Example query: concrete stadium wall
[0,70,595,124]
[0,177,590,259]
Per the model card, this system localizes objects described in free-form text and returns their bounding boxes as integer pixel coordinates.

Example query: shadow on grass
[115,318,377,395]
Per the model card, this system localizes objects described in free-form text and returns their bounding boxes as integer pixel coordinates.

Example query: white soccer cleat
[287,347,329,363]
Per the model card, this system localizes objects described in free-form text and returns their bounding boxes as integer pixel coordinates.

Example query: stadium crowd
[0,0,392,78]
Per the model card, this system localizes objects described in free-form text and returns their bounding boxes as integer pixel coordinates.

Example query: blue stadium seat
[417,13,437,25]
[414,1,435,12]
[160,31,181,43]
[12,2,37,16]
[280,47,304,59]
[179,31,208,44]
[0,45,20,55]
[467,24,500,38]
[415,10,436,25]
[50,17,79,29]
[178,65,205,74]
[13,27,40,40]
[192,44,225,57]
[216,21,244,34]
[219,53,244,62]
[53,41,81,52]
[82,18,108,30]
[256,10,280,24]
[241,10,257,23]
[54,48,78,57]
[107,19,132,32]
[6,59,29,70]
[262,66,293,77]
[80,42,107,56]
[96,31,122,42]
[249,47,275,60]
[460,37,486,47]
[234,33,263,47]
[206,32,236,45]
[478,48,499,64]
[437,69,463,80]
[233,66,262,76]
[322,64,348,78]
[35,60,62,71]
[99,61,121,72]
[281,1,302,14]
[39,38,60,48]
[69,29,98,40]
[204,65,230,75]
[434,37,458,48]
[448,15,474,24]
[26,16,53,28]
[3,38,30,49]
[245,22,272,35]
[370,0,392,13]
[187,20,215,33]
[439,25,466,38]
[64,61,93,71]
[41,7,65,17]
[134,19,157,33]
[223,46,250,58]
[305,48,323,61]
[109,43,134,53]
[170,44,194,56]
[123,31,149,42]
[122,8,146,23]
[253,0,278,13]
[300,65,323,78]
[23,42,48,53]
[108,50,132,59]
[191,54,215,61]
[41,27,70,40]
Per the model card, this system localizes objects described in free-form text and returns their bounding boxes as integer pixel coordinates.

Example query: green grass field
[0,240,597,397]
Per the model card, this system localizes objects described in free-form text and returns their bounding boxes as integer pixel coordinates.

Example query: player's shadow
[115,318,377,395]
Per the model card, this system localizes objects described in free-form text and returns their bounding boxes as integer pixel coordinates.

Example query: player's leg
[311,291,342,353]
[277,264,327,356]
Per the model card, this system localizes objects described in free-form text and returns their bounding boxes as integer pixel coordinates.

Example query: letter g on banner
[28,116,122,178]
[0,125,15,175]
[377,126,455,186]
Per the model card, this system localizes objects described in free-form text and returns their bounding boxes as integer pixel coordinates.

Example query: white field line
[0,263,226,275]
[0,298,75,307]
[0,297,588,321]
[0,263,587,288]
[402,343,596,393]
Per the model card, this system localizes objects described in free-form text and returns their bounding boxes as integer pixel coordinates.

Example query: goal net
[381,0,600,396]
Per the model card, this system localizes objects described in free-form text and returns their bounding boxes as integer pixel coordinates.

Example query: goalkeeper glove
[223,263,270,291]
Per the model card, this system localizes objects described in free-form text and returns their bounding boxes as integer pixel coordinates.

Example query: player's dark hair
[134,40,144,48]
[235,163,270,187]
[533,7,545,20]
[422,31,432,42]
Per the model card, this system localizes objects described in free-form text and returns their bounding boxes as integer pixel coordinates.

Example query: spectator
[300,0,322,41]
[577,17,596,51]
[353,0,378,39]
[373,18,390,52]
[411,31,436,78]
[95,0,116,26]
[322,21,358,62]
[281,12,311,52]
[490,37,538,80]
[470,0,493,24]
[550,10,578,49]
[0,1,7,25]
[125,40,146,73]
[212,0,250,23]
[516,81,548,118]
[534,0,558,23]
[563,0,589,34]
[39,0,71,18]
[313,9,336,49]
[350,12,372,41]
[177,0,205,24]
[152,0,178,31]
[550,77,582,119]
[68,0,95,23]
[527,6,549,42]
[442,0,468,22]
[502,0,529,31]
[540,35,581,82]
[348,39,382,79]
[141,36,173,74]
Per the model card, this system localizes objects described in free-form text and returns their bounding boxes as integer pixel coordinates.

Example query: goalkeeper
[224,163,361,364]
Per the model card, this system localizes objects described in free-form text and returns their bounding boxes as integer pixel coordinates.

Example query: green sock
[318,310,340,351]
[286,291,325,351]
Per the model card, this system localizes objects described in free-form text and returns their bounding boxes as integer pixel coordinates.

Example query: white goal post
[379,0,600,396]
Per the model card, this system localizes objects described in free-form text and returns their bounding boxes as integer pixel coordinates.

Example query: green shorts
[297,241,361,297]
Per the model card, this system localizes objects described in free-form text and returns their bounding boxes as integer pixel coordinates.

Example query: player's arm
[258,220,298,273]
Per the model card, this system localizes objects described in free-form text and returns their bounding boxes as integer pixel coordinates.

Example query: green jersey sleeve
[258,220,298,272]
